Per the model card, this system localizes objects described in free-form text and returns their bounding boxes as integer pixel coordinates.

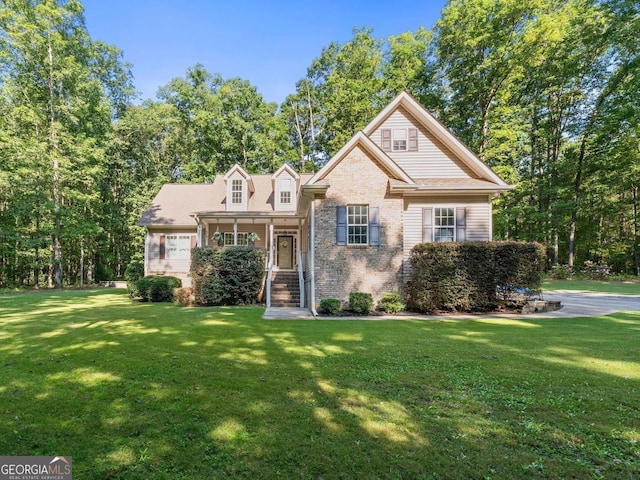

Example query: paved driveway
[538,290,640,318]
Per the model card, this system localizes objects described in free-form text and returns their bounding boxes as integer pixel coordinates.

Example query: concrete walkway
[262,290,640,320]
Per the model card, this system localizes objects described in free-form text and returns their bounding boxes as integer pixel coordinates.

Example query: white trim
[307,132,414,186]
[363,91,509,187]
[309,200,318,316]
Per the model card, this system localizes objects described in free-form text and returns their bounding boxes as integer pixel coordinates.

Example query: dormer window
[224,164,254,212]
[231,179,243,204]
[279,178,292,205]
[272,164,299,211]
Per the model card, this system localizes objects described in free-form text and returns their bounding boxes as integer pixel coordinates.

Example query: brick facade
[314,146,404,308]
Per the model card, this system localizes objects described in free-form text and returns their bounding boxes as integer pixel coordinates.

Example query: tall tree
[0,0,132,287]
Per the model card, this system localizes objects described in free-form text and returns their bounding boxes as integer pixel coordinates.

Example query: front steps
[270,271,300,307]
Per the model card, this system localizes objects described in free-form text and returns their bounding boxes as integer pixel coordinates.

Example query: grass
[1,289,639,479]
[543,279,640,295]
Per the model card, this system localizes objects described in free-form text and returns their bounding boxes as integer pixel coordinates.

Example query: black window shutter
[336,206,347,245]
[422,208,433,243]
[159,235,165,259]
[408,128,418,151]
[369,206,380,246]
[456,207,467,242]
[381,129,391,151]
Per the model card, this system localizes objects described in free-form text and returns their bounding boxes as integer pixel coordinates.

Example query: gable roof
[307,131,414,186]
[223,164,255,192]
[363,91,509,188]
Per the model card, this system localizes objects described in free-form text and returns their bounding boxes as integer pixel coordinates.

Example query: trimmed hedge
[377,292,405,314]
[131,275,181,302]
[349,292,374,315]
[191,246,266,306]
[320,298,342,315]
[406,241,544,313]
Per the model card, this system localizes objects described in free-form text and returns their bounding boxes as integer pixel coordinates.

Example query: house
[138,91,512,312]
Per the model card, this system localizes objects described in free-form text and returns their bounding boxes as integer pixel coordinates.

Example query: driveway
[538,290,640,318]
[264,291,640,320]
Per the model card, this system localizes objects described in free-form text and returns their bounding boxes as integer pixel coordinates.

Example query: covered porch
[192,213,308,308]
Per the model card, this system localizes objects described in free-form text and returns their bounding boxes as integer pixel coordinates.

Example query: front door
[277,235,293,269]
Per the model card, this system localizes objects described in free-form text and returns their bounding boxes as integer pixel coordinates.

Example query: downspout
[144,228,149,277]
[309,200,318,316]
[266,223,274,307]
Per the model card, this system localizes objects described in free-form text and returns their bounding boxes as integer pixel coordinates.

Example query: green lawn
[543,279,640,295]
[1,290,638,479]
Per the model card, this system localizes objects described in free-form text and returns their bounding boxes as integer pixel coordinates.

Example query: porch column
[269,222,274,267]
[197,224,202,247]
[233,220,238,246]
[205,223,209,247]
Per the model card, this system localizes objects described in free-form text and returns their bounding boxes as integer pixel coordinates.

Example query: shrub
[133,275,181,302]
[349,292,374,315]
[320,298,342,315]
[582,260,612,280]
[191,246,266,305]
[124,256,145,283]
[174,287,194,307]
[377,292,405,314]
[549,264,574,280]
[406,241,544,313]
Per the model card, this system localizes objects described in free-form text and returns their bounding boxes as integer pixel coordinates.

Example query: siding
[146,229,197,287]
[371,106,476,179]
[402,196,492,276]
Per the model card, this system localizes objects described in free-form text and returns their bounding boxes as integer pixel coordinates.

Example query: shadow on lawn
[1,290,639,479]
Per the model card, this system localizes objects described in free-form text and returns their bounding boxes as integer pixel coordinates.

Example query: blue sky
[82,0,446,105]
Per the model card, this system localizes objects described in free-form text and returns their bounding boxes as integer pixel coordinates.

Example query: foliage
[581,260,612,280]
[124,256,145,283]
[191,246,266,305]
[1,289,639,479]
[173,287,194,307]
[406,242,545,313]
[376,292,406,314]
[132,275,181,302]
[349,292,374,315]
[0,0,133,288]
[549,264,574,280]
[319,298,342,315]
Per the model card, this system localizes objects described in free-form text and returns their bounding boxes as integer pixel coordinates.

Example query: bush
[320,298,342,315]
[377,292,405,314]
[406,241,544,313]
[582,260,612,280]
[549,264,574,280]
[133,275,181,302]
[124,256,144,283]
[174,287,194,307]
[191,246,266,305]
[349,292,374,315]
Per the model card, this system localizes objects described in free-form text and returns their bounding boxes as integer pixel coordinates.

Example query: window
[434,208,455,242]
[423,207,466,243]
[381,128,418,152]
[223,232,248,246]
[279,178,292,205]
[347,205,369,245]
[165,235,191,259]
[393,129,407,151]
[337,205,380,246]
[231,179,243,204]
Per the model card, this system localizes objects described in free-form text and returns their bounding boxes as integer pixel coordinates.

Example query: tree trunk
[48,36,63,289]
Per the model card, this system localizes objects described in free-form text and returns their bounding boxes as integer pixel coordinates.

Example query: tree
[0,0,132,287]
